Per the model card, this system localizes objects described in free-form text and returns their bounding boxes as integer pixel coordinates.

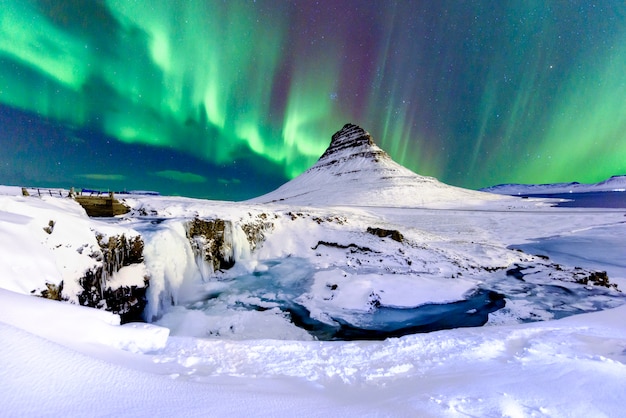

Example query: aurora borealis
[1,1,625,199]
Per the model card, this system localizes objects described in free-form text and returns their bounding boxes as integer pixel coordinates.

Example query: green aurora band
[1,1,625,195]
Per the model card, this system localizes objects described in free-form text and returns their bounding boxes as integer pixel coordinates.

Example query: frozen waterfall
[140,219,251,321]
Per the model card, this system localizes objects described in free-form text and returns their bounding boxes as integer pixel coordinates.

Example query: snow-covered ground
[2,125,626,416]
[2,187,626,416]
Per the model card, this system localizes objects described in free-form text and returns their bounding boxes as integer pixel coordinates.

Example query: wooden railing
[21,187,69,197]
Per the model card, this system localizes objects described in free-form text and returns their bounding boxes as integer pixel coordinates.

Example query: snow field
[2,186,626,416]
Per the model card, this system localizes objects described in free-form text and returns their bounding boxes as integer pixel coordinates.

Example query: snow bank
[0,321,378,418]
[147,305,626,416]
[0,288,168,353]
[0,209,62,294]
[0,195,100,299]
[0,195,147,306]
[0,185,21,195]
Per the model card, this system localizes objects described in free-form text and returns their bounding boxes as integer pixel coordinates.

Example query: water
[177,252,626,340]
[296,290,505,341]
[114,214,626,341]
[521,191,626,208]
[171,257,508,341]
[482,265,625,322]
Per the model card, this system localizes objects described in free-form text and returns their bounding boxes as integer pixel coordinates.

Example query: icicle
[192,235,214,281]
[100,265,107,299]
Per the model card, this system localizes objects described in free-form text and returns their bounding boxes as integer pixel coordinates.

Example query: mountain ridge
[315,123,388,168]
[250,123,503,207]
[481,175,626,195]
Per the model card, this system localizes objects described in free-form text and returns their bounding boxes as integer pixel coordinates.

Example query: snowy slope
[251,123,504,207]
[482,174,626,195]
[2,184,626,415]
[0,194,142,300]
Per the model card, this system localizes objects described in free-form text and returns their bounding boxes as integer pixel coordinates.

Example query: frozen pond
[158,257,505,341]
[158,254,625,341]
[106,214,626,341]
[119,212,626,341]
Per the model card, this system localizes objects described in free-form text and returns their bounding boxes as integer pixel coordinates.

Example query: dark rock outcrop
[506,262,620,290]
[575,270,616,289]
[38,281,66,301]
[43,220,55,234]
[315,123,390,170]
[366,227,404,243]
[240,213,276,252]
[311,241,376,253]
[78,233,148,323]
[187,218,236,271]
[186,216,274,273]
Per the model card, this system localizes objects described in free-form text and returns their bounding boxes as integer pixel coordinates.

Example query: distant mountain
[250,123,502,207]
[481,175,626,195]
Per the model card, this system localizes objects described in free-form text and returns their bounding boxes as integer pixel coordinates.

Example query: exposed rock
[187,218,236,271]
[78,233,148,323]
[39,281,66,301]
[575,270,616,289]
[102,284,148,322]
[366,227,404,243]
[43,220,55,235]
[95,233,145,273]
[186,216,271,273]
[507,263,620,290]
[240,213,276,252]
[312,241,376,253]
[285,211,347,224]
[316,123,390,170]
[136,207,158,217]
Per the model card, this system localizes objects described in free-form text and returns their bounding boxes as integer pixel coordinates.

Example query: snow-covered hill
[481,174,626,195]
[251,123,503,207]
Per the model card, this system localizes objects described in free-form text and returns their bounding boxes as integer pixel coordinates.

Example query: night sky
[1,1,625,200]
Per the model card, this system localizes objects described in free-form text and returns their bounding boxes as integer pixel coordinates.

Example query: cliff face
[78,233,148,323]
[186,215,275,273]
[186,218,237,272]
[0,194,150,324]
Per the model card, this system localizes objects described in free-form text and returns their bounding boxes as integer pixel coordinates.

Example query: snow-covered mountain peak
[316,123,389,169]
[250,123,503,207]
